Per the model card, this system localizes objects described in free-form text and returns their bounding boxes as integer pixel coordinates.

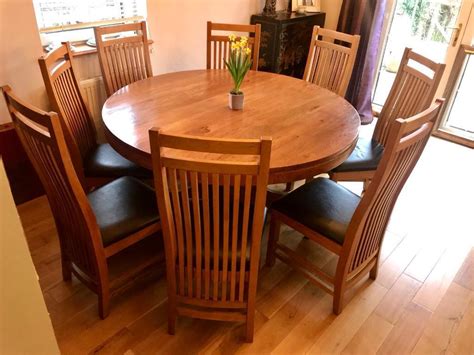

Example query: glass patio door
[372,0,471,108]
[435,3,474,147]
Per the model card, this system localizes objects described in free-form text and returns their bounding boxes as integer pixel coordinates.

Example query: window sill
[45,39,154,57]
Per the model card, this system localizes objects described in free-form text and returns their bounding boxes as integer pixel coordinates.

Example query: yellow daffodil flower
[225,34,253,94]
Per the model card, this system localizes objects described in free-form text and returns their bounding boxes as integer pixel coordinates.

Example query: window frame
[38,16,145,34]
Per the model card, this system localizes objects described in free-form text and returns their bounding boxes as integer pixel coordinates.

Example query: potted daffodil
[225,34,252,110]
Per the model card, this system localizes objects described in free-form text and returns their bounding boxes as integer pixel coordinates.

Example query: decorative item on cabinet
[289,0,321,12]
[250,11,326,79]
[263,0,277,16]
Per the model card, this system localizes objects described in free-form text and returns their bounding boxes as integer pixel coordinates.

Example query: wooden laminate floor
[17,137,473,354]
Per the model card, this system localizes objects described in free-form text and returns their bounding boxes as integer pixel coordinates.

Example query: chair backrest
[1,86,106,286]
[150,130,271,310]
[303,26,360,97]
[207,22,261,71]
[341,99,444,280]
[95,21,153,97]
[374,48,445,147]
[38,43,97,180]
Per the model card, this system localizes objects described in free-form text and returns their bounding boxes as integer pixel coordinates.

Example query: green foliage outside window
[398,0,460,43]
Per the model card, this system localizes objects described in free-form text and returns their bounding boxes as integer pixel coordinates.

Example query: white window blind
[33,0,147,30]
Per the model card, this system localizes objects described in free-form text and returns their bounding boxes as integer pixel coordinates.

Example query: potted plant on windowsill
[225,35,252,110]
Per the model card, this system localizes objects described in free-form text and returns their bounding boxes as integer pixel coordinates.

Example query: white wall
[0,0,49,124]
[0,160,60,354]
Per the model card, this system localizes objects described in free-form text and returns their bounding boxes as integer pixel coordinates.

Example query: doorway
[372,0,466,108]
[435,3,474,147]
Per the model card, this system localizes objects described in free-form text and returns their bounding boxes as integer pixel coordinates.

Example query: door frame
[433,43,474,148]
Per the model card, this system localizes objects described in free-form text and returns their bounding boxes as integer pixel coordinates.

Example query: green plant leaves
[225,48,252,94]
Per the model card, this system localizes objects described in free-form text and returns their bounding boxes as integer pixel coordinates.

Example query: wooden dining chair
[266,99,444,314]
[38,43,151,188]
[150,130,271,342]
[207,21,261,71]
[303,26,360,97]
[2,85,163,319]
[330,48,445,189]
[95,21,153,97]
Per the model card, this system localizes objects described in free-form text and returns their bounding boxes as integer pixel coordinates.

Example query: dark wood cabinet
[251,11,326,79]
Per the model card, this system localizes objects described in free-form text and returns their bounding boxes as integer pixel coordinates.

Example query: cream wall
[321,0,343,30]
[0,0,49,124]
[0,160,60,354]
[146,0,263,74]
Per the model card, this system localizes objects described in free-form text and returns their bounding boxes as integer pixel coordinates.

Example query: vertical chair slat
[201,172,211,300]
[168,168,186,295]
[179,169,194,297]
[126,43,136,83]
[190,171,202,299]
[230,174,241,302]
[117,43,127,85]
[105,48,118,93]
[221,174,231,300]
[213,42,217,70]
[220,42,224,69]
[123,43,133,84]
[239,175,253,302]
[212,173,220,300]
[109,46,121,92]
[310,46,321,83]
[115,44,126,89]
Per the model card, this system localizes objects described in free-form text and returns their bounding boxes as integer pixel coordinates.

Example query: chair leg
[245,311,255,343]
[168,307,177,335]
[370,258,380,280]
[265,215,281,267]
[61,254,72,281]
[332,282,346,315]
[98,290,110,319]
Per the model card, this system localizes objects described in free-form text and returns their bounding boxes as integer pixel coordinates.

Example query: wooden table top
[102,70,360,184]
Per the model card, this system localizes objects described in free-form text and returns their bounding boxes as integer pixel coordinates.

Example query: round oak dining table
[102,70,360,184]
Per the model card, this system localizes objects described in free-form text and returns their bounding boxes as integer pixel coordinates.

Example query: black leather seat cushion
[332,137,384,173]
[88,176,159,247]
[84,144,151,179]
[271,178,360,245]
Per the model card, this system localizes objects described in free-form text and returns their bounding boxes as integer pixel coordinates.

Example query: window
[33,0,147,45]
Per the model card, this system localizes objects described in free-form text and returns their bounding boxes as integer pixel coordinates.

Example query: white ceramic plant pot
[228,92,244,110]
